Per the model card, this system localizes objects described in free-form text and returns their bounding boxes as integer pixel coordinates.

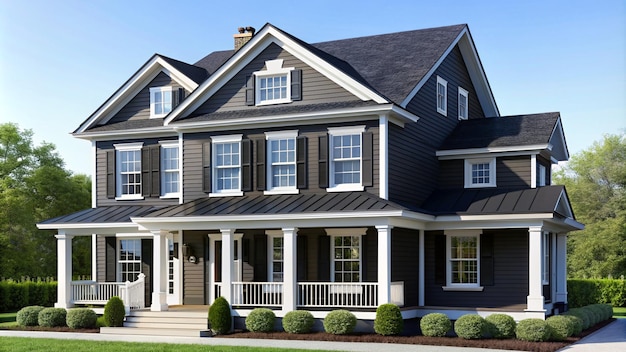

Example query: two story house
[39,23,583,328]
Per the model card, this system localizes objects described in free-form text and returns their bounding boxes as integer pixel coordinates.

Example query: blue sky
[1,0,624,176]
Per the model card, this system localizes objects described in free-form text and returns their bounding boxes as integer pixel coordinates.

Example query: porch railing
[232,282,283,307]
[390,281,404,306]
[70,273,145,313]
[297,282,379,308]
[119,273,146,314]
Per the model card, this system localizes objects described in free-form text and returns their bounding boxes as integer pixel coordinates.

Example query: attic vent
[234,26,256,51]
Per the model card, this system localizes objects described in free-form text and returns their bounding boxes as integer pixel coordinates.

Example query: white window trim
[114,142,144,200]
[327,126,365,193]
[209,134,243,197]
[542,232,550,285]
[464,158,497,188]
[254,59,295,106]
[266,231,284,283]
[436,76,448,116]
[327,228,366,283]
[117,238,142,282]
[443,230,483,292]
[458,87,469,120]
[264,130,299,195]
[150,86,173,119]
[159,140,180,199]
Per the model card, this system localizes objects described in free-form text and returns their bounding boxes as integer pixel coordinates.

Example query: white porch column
[91,234,97,280]
[418,229,425,306]
[151,230,169,311]
[527,226,545,312]
[376,225,392,305]
[55,232,74,309]
[282,227,298,313]
[555,233,568,304]
[220,228,234,306]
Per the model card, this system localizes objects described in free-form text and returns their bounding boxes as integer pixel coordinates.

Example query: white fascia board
[171,104,415,133]
[550,117,570,161]
[165,25,388,125]
[37,223,140,236]
[400,27,499,117]
[76,56,199,134]
[73,126,177,141]
[436,144,550,159]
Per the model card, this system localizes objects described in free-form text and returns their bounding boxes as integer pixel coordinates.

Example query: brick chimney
[234,26,255,51]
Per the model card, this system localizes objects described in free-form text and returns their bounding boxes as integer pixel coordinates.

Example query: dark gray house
[39,23,582,326]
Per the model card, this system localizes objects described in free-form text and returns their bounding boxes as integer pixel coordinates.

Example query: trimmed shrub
[374,303,404,336]
[283,310,314,334]
[568,278,626,308]
[566,308,592,330]
[454,314,485,339]
[323,310,357,335]
[38,307,67,327]
[66,308,97,329]
[103,296,125,327]
[516,318,551,342]
[564,314,584,336]
[208,296,232,335]
[484,314,516,339]
[420,313,452,337]
[16,306,45,326]
[245,308,275,333]
[546,315,573,341]
[585,305,602,325]
[96,316,107,328]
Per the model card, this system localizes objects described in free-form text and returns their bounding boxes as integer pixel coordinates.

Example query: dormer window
[246,59,302,106]
[150,86,173,118]
[464,158,496,188]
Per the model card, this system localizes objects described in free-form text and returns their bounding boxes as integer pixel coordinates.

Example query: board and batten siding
[95,138,179,207]
[389,45,486,208]
[191,43,359,116]
[182,122,379,202]
[109,72,186,124]
[424,229,528,308]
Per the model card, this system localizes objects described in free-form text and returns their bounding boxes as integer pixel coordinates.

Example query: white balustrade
[70,274,146,313]
[297,282,379,308]
[231,282,283,307]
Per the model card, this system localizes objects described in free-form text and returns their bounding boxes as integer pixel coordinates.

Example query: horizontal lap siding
[438,159,464,189]
[391,228,419,307]
[498,156,531,188]
[424,230,528,308]
[391,45,485,207]
[96,138,179,207]
[109,72,186,123]
[182,231,206,305]
[193,43,358,115]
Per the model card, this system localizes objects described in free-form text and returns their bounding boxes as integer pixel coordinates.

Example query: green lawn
[0,312,17,327]
[0,337,331,352]
[613,306,626,319]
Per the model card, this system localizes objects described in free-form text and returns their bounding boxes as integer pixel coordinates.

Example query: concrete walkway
[1,320,624,352]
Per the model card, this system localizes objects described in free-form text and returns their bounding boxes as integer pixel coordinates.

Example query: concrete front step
[100,327,207,337]
[99,310,209,337]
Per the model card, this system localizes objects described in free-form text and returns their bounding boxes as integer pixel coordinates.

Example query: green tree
[554,133,626,278]
[0,123,91,279]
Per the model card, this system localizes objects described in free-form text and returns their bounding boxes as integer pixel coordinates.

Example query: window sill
[326,184,364,193]
[442,286,484,292]
[437,109,447,116]
[209,191,244,198]
[256,99,292,106]
[115,195,144,201]
[464,183,497,189]
[264,189,299,195]
[160,194,181,199]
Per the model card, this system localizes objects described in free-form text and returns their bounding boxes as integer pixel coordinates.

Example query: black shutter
[291,69,302,101]
[245,75,255,106]
[105,237,116,282]
[362,131,373,187]
[255,139,266,191]
[202,142,211,193]
[254,234,267,282]
[150,145,160,197]
[480,233,495,286]
[297,235,307,281]
[296,136,307,189]
[318,135,329,188]
[241,139,252,192]
[318,236,330,281]
[434,234,446,285]
[141,239,153,306]
[176,87,185,107]
[141,148,151,197]
[106,150,116,198]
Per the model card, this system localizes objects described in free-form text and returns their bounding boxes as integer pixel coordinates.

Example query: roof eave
[436,144,551,159]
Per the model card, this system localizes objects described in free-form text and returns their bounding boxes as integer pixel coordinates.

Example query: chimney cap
[245,26,256,35]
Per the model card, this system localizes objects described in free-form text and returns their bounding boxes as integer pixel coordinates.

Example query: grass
[0,312,17,327]
[613,306,626,319]
[0,337,331,352]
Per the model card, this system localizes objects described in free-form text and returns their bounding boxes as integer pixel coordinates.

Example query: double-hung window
[118,238,142,282]
[444,230,483,291]
[458,87,469,120]
[464,158,496,188]
[160,141,180,197]
[265,131,298,194]
[332,235,361,283]
[255,59,294,106]
[538,164,547,187]
[211,135,242,196]
[269,236,284,282]
[150,86,173,118]
[328,126,365,192]
[437,76,448,116]
[114,142,143,200]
